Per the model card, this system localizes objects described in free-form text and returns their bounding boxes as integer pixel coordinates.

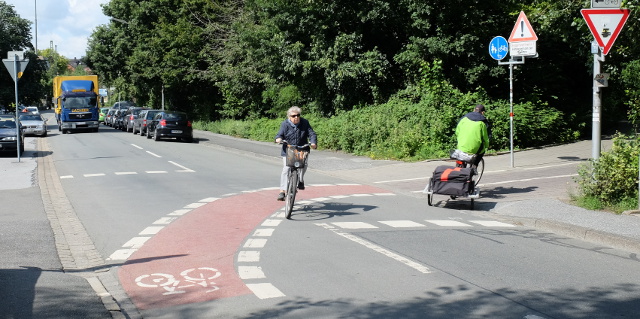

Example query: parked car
[0,116,24,155]
[105,109,116,126]
[124,107,147,132]
[18,113,47,137]
[111,101,136,110]
[147,111,193,143]
[133,109,161,136]
[113,108,130,130]
[21,106,39,115]
[99,107,110,124]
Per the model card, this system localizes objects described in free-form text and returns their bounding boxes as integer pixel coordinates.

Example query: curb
[503,215,640,255]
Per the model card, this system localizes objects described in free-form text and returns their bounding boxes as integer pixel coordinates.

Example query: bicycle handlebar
[279,140,311,149]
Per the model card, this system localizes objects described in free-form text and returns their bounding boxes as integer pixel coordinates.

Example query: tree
[0,1,37,108]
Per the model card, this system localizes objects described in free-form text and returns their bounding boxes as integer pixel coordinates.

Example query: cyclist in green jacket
[453,104,490,166]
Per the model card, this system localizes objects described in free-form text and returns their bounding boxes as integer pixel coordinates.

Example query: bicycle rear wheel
[284,169,298,219]
[473,158,485,187]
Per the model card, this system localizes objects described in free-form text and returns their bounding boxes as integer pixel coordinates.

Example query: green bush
[575,133,640,212]
[194,91,578,161]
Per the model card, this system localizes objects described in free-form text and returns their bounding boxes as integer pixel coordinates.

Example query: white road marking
[522,162,580,170]
[168,209,192,216]
[139,226,164,235]
[238,251,260,262]
[131,144,143,150]
[479,174,578,186]
[199,197,220,203]
[469,220,514,227]
[245,283,285,299]
[84,173,105,177]
[253,228,275,237]
[145,171,167,174]
[262,219,282,227]
[168,160,195,172]
[153,217,178,225]
[122,237,151,248]
[379,220,426,228]
[332,222,378,229]
[146,151,162,158]
[352,193,374,197]
[107,249,137,261]
[60,175,74,179]
[375,176,428,184]
[184,202,206,209]
[115,171,137,175]
[317,223,431,274]
[238,266,266,279]
[425,220,472,227]
[244,238,268,248]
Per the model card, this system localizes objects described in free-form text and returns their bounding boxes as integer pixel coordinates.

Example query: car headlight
[1,136,17,141]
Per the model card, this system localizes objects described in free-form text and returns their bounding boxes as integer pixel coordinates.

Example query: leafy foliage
[576,134,640,210]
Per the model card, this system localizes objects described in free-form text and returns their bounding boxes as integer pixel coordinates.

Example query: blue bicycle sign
[489,36,508,61]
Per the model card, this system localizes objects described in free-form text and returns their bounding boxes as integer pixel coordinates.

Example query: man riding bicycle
[452,104,490,167]
[275,106,317,201]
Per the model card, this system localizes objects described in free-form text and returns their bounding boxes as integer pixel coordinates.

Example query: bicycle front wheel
[284,169,298,219]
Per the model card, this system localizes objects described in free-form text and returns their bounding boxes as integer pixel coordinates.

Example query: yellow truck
[53,75,101,133]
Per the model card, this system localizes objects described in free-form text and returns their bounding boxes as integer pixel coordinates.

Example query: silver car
[18,113,47,137]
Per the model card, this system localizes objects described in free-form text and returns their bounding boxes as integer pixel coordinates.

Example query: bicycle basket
[286,147,309,168]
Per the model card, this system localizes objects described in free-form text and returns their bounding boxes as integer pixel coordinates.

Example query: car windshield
[19,115,42,121]
[64,96,97,108]
[0,120,17,128]
[164,113,186,120]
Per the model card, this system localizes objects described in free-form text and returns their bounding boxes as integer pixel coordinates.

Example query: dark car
[133,109,161,136]
[113,108,130,130]
[124,107,147,132]
[147,111,193,143]
[0,116,24,155]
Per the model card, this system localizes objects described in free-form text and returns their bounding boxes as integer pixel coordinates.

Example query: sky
[4,0,111,59]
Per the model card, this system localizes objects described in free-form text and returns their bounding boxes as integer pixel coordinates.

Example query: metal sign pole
[14,54,21,162]
[499,56,526,167]
[592,45,604,160]
[509,62,514,168]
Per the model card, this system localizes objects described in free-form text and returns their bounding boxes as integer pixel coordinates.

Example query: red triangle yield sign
[508,11,538,42]
[581,9,631,55]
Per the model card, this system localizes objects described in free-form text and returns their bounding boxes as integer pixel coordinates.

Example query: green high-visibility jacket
[455,114,490,155]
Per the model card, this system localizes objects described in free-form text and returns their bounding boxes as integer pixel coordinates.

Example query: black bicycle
[280,141,310,219]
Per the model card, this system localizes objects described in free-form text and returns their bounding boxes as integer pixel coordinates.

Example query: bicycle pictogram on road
[135,267,222,296]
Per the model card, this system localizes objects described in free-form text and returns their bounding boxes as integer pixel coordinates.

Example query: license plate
[76,122,86,125]
[171,130,182,134]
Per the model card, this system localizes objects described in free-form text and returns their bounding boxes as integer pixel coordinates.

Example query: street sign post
[489,36,508,61]
[581,8,630,160]
[2,51,29,162]
[499,11,538,167]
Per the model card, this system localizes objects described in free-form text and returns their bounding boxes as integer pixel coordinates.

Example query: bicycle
[280,141,310,219]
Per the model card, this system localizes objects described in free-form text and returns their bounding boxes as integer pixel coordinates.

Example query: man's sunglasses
[290,114,300,118]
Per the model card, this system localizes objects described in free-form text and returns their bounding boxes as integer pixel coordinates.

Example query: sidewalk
[195,130,640,255]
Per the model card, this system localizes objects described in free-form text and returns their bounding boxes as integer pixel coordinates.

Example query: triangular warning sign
[508,11,538,43]
[581,9,630,55]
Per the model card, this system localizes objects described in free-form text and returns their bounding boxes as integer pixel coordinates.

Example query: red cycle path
[118,184,391,310]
